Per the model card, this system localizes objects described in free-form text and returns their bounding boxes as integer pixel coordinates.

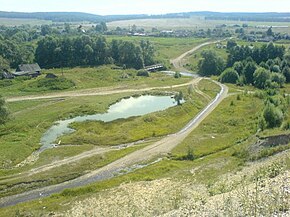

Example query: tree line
[35,35,155,70]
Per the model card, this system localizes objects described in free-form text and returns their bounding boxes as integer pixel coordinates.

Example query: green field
[0,18,51,26]
[108,17,290,33]
[0,66,193,97]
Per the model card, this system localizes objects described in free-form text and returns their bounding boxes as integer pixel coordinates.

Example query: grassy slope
[0,93,138,169]
[0,66,192,97]
[4,87,289,216]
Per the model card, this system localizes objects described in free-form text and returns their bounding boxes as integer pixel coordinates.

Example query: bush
[174,72,181,78]
[263,102,284,128]
[198,50,225,76]
[271,73,286,87]
[219,68,239,84]
[137,70,150,77]
[253,67,271,89]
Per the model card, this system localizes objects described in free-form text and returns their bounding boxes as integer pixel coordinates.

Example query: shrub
[263,102,284,128]
[174,72,181,78]
[271,73,286,87]
[137,70,150,77]
[253,67,271,89]
[219,68,239,84]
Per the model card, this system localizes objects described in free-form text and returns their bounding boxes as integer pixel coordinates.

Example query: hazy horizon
[1,0,290,15]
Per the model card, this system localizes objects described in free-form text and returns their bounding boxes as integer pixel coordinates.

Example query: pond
[39,95,181,153]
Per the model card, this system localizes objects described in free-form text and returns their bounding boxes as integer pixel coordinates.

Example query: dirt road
[6,80,198,102]
[0,41,228,208]
[170,40,221,72]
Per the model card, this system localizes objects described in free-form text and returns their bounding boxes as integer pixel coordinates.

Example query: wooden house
[0,71,14,79]
[13,64,41,78]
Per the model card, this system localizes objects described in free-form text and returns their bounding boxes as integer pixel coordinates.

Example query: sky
[1,0,290,15]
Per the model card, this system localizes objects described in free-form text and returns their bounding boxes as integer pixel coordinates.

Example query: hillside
[1,11,290,23]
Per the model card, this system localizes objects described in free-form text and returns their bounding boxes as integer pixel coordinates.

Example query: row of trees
[199,41,290,89]
[35,35,155,69]
[227,41,285,66]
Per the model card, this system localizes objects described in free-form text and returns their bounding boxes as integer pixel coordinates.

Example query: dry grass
[53,151,290,217]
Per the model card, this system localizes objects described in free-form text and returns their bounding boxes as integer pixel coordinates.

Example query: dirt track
[6,79,198,102]
[170,40,221,72]
[0,41,228,208]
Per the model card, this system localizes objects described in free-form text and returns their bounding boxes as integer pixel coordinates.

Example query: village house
[0,71,14,79]
[13,63,41,78]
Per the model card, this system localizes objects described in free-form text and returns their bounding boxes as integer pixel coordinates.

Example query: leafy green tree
[266,27,273,36]
[41,25,53,36]
[140,40,155,66]
[0,96,9,125]
[253,67,271,89]
[271,73,286,87]
[198,50,225,76]
[259,61,270,70]
[95,22,107,33]
[243,60,257,84]
[219,68,239,84]
[174,72,181,78]
[118,41,144,69]
[64,23,71,34]
[226,39,237,50]
[282,66,290,83]
[111,39,120,62]
[0,55,9,71]
[263,102,283,128]
[35,36,60,68]
[233,61,244,75]
[174,91,184,106]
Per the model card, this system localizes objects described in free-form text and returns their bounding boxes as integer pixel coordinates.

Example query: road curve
[170,40,221,72]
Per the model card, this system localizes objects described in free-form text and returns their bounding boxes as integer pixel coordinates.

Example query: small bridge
[144,64,164,72]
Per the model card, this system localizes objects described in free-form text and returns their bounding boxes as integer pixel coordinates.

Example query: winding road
[0,40,228,208]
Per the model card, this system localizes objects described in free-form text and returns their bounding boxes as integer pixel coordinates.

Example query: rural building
[13,63,41,77]
[0,71,14,79]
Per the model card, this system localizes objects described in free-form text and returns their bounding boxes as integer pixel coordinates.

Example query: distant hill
[0,11,103,22]
[0,11,290,23]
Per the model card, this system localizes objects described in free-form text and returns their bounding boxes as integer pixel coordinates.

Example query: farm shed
[13,63,41,77]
